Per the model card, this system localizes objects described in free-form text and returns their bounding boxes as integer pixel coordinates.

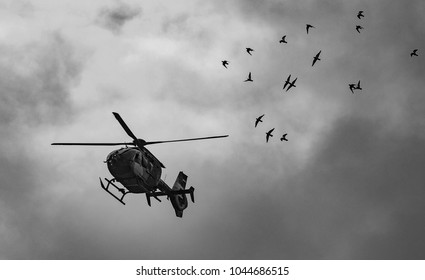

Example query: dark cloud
[209,0,349,30]
[181,115,425,259]
[0,32,83,127]
[97,1,142,34]
[286,116,425,259]
[0,31,85,258]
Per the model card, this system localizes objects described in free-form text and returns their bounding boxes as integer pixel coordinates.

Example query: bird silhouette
[244,72,253,82]
[312,50,322,66]
[283,74,292,90]
[286,77,297,92]
[411,49,419,57]
[306,24,315,34]
[279,35,287,43]
[356,25,363,33]
[222,60,229,68]
[349,83,356,94]
[280,134,288,141]
[266,128,275,143]
[357,11,364,19]
[355,80,362,90]
[255,114,265,127]
[246,47,254,55]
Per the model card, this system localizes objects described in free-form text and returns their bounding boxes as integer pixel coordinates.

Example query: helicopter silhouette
[52,112,228,217]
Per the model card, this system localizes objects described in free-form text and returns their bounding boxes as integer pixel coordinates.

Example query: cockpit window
[147,162,153,171]
[141,156,148,168]
[134,153,141,164]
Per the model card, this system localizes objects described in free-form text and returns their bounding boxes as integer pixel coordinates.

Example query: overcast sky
[0,0,424,259]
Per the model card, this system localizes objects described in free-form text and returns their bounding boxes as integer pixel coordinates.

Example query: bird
[266,128,275,143]
[349,83,356,94]
[244,72,253,82]
[306,24,315,34]
[283,74,292,90]
[286,77,297,92]
[222,60,229,68]
[356,25,363,33]
[279,35,287,43]
[312,50,322,66]
[280,134,288,141]
[355,80,362,90]
[246,47,254,55]
[411,49,419,57]
[357,11,364,19]
[255,114,265,127]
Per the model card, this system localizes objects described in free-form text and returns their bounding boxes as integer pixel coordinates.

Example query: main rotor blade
[112,112,138,140]
[144,135,229,146]
[51,142,133,146]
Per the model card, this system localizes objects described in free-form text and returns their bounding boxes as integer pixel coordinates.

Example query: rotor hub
[134,139,146,147]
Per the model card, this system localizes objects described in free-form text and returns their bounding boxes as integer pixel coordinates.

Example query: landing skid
[99,177,129,205]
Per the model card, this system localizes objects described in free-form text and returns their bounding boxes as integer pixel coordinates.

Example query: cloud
[0,31,86,258]
[182,114,425,259]
[284,116,425,259]
[96,1,142,34]
[0,32,84,128]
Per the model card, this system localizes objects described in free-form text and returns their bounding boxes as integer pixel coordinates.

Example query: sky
[0,0,424,259]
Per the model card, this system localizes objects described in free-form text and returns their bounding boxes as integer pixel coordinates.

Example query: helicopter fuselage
[106,146,164,193]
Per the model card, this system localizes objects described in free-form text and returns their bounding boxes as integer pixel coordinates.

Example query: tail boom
[146,172,195,217]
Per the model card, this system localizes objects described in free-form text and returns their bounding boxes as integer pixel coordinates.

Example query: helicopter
[52,112,228,217]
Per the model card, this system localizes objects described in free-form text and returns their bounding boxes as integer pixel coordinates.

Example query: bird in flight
[266,128,275,143]
[349,83,356,94]
[222,60,229,68]
[355,80,362,90]
[306,24,315,34]
[255,114,265,127]
[356,25,364,33]
[279,35,287,44]
[312,50,322,66]
[246,47,254,55]
[285,76,298,92]
[411,49,419,57]
[357,11,364,19]
[283,74,292,90]
[280,134,288,141]
[244,72,253,82]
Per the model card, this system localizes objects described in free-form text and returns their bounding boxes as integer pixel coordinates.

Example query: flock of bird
[221,10,419,143]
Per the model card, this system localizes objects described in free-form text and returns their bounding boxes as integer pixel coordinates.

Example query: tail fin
[170,172,194,218]
[173,171,188,191]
